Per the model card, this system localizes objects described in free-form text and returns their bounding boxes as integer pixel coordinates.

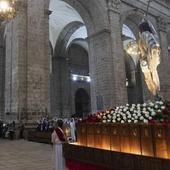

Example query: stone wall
[1,0,170,121]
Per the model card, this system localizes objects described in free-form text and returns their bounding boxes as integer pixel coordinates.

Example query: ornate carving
[157,17,167,32]
[107,0,121,11]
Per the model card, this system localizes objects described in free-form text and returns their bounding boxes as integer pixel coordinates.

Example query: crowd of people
[36,116,77,142]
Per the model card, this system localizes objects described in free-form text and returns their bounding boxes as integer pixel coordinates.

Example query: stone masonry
[1,0,170,122]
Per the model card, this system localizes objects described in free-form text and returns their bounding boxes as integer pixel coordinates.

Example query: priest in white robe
[51,119,66,170]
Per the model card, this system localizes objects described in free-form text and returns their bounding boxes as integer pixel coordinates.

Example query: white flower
[132,113,135,116]
[123,116,127,120]
[112,119,116,123]
[127,115,131,119]
[111,110,114,114]
[137,104,141,107]
[157,109,161,113]
[117,118,121,121]
[121,120,125,123]
[161,106,165,110]
[143,119,148,123]
[143,108,146,111]
[107,114,112,119]
[143,103,147,107]
[107,119,111,123]
[103,116,106,119]
[140,116,144,120]
[137,113,141,117]
[148,117,152,120]
[145,114,149,118]
[106,110,110,114]
[159,101,163,105]
[154,105,158,109]
[134,120,138,123]
[149,102,154,106]
[151,112,156,116]
[102,120,106,123]
[128,120,131,123]
[135,116,138,119]
[126,104,129,107]
[123,108,127,112]
[112,116,116,120]
[126,111,130,114]
[130,108,134,112]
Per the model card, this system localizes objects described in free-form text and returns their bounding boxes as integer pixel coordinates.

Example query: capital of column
[107,0,121,13]
[157,17,167,33]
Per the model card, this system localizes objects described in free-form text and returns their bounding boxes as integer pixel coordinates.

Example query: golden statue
[138,18,161,96]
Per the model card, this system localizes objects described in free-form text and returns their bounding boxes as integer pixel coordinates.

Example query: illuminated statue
[138,18,161,96]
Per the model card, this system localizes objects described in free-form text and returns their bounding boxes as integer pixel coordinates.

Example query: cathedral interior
[0,0,170,170]
[0,0,169,122]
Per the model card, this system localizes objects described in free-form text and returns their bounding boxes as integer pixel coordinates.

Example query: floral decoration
[85,100,170,125]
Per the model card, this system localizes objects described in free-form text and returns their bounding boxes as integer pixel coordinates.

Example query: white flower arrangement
[99,100,168,124]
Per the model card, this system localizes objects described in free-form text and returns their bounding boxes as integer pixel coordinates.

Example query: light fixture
[71,74,91,83]
[87,77,91,83]
[72,75,77,81]
[0,0,17,20]
[126,40,140,56]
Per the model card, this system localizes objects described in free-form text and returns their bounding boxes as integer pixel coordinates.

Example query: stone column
[0,27,5,120]
[5,0,51,122]
[157,17,170,100]
[107,0,128,105]
[25,0,50,121]
[87,0,127,112]
[51,57,71,118]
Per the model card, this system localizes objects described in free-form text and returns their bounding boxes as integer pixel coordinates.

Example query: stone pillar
[88,0,127,112]
[107,0,128,105]
[5,0,51,122]
[51,57,71,118]
[157,17,170,100]
[0,27,5,120]
[25,0,50,121]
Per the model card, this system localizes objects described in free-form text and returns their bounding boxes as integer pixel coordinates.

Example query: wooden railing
[27,131,51,144]
[76,123,170,159]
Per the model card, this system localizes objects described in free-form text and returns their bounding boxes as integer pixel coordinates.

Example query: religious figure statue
[138,18,161,96]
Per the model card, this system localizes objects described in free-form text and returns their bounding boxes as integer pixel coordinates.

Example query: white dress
[51,128,65,170]
[70,120,76,141]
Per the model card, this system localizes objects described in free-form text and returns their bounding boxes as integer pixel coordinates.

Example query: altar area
[63,100,170,170]
[63,122,170,170]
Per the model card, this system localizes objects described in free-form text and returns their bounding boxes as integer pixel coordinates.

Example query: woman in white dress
[51,119,66,170]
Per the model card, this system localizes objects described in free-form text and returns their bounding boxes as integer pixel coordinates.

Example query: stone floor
[0,139,53,170]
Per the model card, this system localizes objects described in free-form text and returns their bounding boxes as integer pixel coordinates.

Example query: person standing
[51,119,66,170]
[70,118,76,142]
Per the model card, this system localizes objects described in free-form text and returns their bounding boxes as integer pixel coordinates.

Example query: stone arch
[47,0,108,36]
[121,9,144,39]
[67,38,88,55]
[62,0,108,35]
[54,21,84,57]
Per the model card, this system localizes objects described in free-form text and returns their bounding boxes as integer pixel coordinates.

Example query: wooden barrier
[27,131,51,144]
[140,125,154,157]
[63,143,170,170]
[76,123,170,160]
[110,124,120,152]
